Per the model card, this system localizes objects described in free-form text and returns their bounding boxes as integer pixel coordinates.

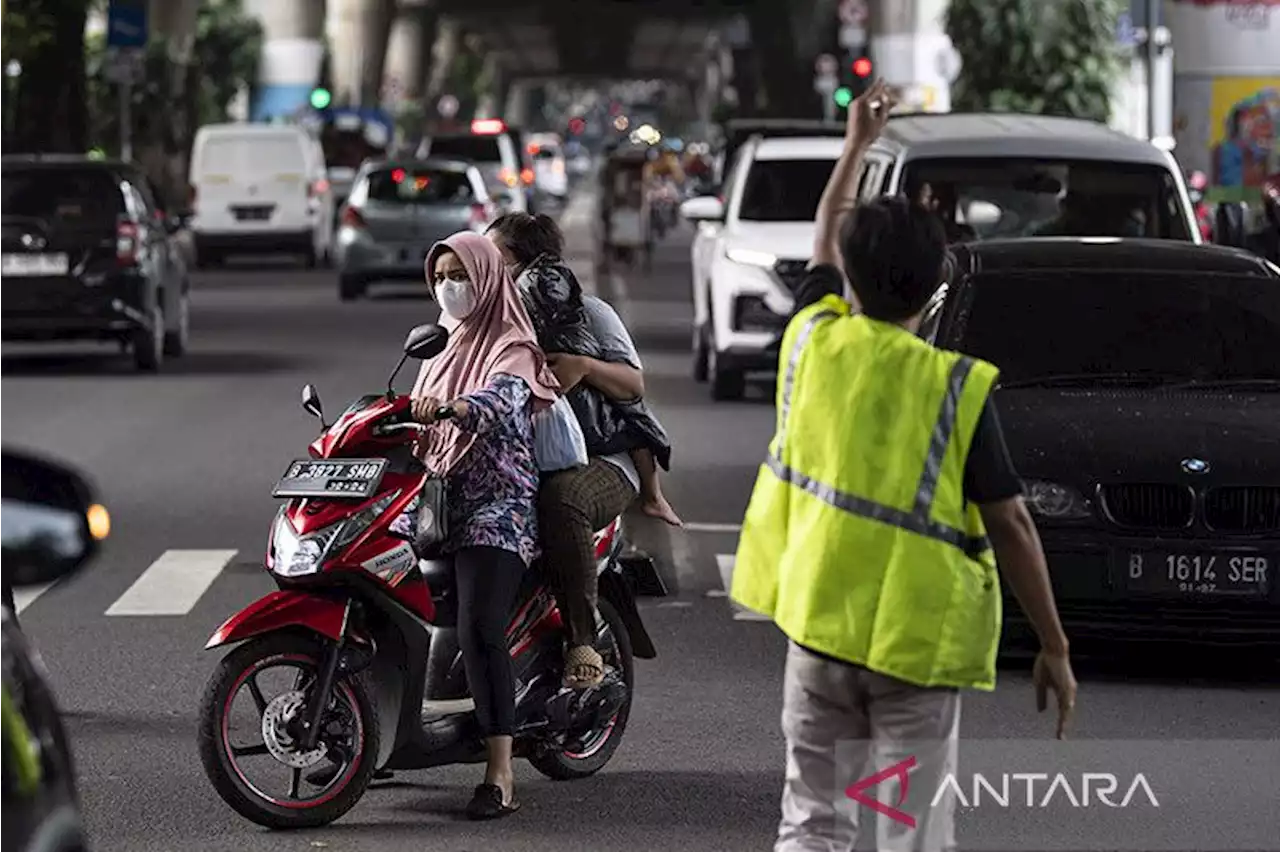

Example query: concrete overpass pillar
[475,51,505,119]
[424,16,460,103]
[327,0,397,107]
[383,0,437,110]
[245,0,327,120]
[869,0,956,113]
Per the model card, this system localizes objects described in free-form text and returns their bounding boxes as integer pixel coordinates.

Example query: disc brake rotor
[260,690,329,769]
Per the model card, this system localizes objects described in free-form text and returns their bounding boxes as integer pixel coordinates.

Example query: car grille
[1099,484,1194,529]
[1204,486,1280,533]
[773,259,808,292]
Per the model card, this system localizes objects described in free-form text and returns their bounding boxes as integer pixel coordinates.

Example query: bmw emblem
[1181,458,1210,475]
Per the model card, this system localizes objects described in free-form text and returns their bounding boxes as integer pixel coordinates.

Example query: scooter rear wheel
[530,598,635,780]
[197,632,380,829]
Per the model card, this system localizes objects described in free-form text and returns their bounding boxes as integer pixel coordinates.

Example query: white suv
[681,135,841,400]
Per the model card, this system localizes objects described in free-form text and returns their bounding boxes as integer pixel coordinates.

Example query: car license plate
[272,458,388,499]
[1119,550,1271,598]
[1,252,70,276]
[231,205,274,222]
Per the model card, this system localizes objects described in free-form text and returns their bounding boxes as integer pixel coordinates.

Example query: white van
[188,123,334,268]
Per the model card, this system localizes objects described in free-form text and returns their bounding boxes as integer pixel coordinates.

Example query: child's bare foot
[641,495,683,527]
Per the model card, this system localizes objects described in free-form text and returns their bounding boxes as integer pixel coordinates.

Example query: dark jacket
[516,255,672,469]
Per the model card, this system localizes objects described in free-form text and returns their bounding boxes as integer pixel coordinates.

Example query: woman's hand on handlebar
[410,396,464,424]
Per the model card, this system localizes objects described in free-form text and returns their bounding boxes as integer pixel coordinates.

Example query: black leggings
[455,545,526,738]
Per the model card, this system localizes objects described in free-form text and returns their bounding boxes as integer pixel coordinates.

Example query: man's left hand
[547,353,591,390]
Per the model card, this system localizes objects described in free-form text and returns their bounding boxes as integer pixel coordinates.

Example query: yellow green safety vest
[732,295,1003,691]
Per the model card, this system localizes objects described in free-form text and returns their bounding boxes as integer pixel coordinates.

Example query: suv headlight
[269,491,400,577]
[1023,480,1092,520]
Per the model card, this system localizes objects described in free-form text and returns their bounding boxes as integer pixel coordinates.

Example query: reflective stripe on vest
[769,310,990,558]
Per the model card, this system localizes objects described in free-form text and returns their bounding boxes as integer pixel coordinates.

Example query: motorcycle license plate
[272,458,388,499]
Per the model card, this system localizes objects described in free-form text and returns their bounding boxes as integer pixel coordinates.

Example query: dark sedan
[2,155,192,371]
[924,239,1280,649]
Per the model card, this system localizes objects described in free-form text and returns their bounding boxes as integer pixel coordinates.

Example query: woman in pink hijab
[409,231,559,819]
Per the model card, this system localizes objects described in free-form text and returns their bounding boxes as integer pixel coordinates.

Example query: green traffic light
[309,87,332,109]
[833,87,853,108]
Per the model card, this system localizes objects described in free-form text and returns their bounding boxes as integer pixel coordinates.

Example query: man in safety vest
[732,80,1078,851]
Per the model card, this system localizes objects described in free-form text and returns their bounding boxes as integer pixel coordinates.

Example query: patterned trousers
[538,458,637,646]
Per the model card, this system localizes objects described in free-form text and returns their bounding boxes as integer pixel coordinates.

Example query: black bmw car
[3,449,108,852]
[923,239,1280,649]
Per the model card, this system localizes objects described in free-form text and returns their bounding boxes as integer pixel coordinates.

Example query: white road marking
[716,553,771,622]
[13,583,54,614]
[105,549,238,616]
[684,522,743,534]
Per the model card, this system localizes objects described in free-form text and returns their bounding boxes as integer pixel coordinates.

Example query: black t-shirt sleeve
[963,398,1024,504]
[793,263,844,314]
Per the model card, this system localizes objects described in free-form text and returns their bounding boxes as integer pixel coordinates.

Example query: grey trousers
[776,642,961,852]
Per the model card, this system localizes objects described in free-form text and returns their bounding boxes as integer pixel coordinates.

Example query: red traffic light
[853,57,873,78]
[568,117,586,134]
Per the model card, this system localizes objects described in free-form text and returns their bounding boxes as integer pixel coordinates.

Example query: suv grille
[1204,486,1280,533]
[1099,484,1194,529]
[773,259,808,292]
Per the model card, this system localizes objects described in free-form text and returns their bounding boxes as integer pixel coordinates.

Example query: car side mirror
[2,449,108,589]
[301,383,324,422]
[680,195,725,222]
[404,323,449,360]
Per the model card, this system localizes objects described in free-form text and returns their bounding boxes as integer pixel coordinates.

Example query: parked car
[334,158,497,300]
[2,448,110,852]
[1,155,192,371]
[926,238,1280,648]
[187,123,335,268]
[416,120,530,213]
[681,112,1204,401]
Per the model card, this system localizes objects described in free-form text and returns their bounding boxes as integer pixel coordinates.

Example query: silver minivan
[846,113,1200,249]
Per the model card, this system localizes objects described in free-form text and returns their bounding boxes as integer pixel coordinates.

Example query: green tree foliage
[86,0,262,158]
[944,0,1121,123]
[2,0,92,151]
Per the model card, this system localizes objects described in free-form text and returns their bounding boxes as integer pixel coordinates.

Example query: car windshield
[1,168,125,222]
[958,271,1280,385]
[427,136,502,163]
[363,168,474,204]
[901,158,1193,242]
[738,159,835,222]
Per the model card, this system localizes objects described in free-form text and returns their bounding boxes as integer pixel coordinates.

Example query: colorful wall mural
[1208,79,1279,196]
[1168,0,1280,201]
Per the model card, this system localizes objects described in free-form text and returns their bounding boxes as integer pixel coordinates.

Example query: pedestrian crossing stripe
[715,553,771,622]
[14,548,777,622]
[104,549,238,616]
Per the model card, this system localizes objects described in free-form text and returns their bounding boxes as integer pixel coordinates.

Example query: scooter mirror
[301,384,324,422]
[2,449,107,589]
[403,324,449,360]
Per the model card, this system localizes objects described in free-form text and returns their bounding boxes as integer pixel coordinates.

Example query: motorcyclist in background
[1245,175,1280,263]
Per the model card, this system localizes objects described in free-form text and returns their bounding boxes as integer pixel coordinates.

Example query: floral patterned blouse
[392,373,541,566]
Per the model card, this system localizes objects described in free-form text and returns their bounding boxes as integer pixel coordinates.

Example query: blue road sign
[107,1,148,49]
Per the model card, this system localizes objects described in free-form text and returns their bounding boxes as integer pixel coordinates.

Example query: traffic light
[309,87,332,110]
[568,116,586,135]
[833,87,853,108]
[852,57,872,78]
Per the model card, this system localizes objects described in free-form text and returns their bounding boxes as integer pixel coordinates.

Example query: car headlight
[1023,480,1093,520]
[269,491,400,577]
[726,248,777,268]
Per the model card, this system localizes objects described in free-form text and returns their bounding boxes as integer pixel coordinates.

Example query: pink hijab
[412,231,560,474]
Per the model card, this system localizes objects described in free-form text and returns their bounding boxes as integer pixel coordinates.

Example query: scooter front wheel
[197,632,380,829]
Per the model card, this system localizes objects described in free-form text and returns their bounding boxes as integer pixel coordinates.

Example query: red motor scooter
[196,324,659,829]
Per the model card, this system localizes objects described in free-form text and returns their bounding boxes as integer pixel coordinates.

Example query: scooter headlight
[269,491,400,578]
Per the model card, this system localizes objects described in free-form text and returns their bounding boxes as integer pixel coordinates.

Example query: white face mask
[434,276,477,323]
